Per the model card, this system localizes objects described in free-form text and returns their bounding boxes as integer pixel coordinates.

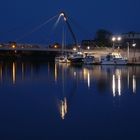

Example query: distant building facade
[122,32,140,49]
[81,40,97,49]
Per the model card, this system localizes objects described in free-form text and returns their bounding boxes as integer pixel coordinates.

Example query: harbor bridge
[0,12,83,60]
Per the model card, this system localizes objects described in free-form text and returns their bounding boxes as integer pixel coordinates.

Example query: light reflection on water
[0,62,139,112]
[0,62,139,93]
[0,61,140,139]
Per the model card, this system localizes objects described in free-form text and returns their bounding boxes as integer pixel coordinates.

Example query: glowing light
[118,74,121,96]
[87,72,90,88]
[112,37,116,42]
[83,68,91,88]
[73,47,77,51]
[12,62,16,84]
[74,72,76,77]
[132,43,136,47]
[60,12,67,21]
[54,45,58,48]
[112,36,122,41]
[117,37,122,41]
[60,13,65,17]
[87,46,90,50]
[60,98,67,120]
[112,75,116,97]
[127,70,130,88]
[12,45,16,49]
[64,17,67,21]
[55,64,58,82]
[83,68,87,80]
[133,75,136,94]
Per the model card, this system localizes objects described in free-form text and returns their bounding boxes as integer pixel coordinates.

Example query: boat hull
[68,58,84,63]
[84,56,95,65]
[55,56,70,63]
[100,53,128,65]
[101,60,127,65]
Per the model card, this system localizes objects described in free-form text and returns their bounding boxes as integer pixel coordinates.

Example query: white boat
[55,26,70,63]
[55,55,70,63]
[84,55,95,65]
[68,52,84,63]
[100,52,127,65]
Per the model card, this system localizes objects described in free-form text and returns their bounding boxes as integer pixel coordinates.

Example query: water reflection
[101,66,138,96]
[56,64,138,99]
[12,62,16,84]
[83,68,91,88]
[112,69,122,97]
[133,75,136,93]
[0,61,48,85]
[0,61,139,139]
[0,61,139,99]
[0,64,2,82]
[112,75,116,97]
[59,97,67,120]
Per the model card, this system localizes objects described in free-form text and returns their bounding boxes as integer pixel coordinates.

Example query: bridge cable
[16,14,59,42]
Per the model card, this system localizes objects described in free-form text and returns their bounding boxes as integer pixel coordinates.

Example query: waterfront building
[122,32,140,49]
[81,40,96,49]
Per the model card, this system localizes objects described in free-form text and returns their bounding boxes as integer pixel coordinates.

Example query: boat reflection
[112,69,122,97]
[0,61,138,97]
[133,75,136,94]
[101,65,138,96]
[59,97,67,120]
[12,62,16,84]
[0,60,139,120]
[54,63,69,120]
[55,64,138,98]
[0,61,51,85]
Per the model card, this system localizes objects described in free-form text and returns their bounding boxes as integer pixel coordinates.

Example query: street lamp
[73,47,77,51]
[127,42,130,60]
[112,37,116,42]
[87,46,90,50]
[112,37,116,50]
[132,43,136,62]
[117,36,122,41]
[12,45,16,49]
[117,36,122,53]
[111,36,122,52]
[132,43,136,47]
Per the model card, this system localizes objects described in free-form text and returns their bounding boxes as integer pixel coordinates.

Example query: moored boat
[84,55,95,65]
[100,52,127,65]
[55,55,70,63]
[68,52,84,63]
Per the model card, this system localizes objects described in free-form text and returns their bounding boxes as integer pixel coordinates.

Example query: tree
[94,29,112,47]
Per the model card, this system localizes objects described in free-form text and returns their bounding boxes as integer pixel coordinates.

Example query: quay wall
[83,48,140,63]
[0,47,140,63]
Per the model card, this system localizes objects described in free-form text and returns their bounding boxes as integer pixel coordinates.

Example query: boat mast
[60,12,78,48]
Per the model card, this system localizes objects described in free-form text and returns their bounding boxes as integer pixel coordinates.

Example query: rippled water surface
[0,61,140,140]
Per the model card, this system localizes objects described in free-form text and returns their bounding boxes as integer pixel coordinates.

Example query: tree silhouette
[94,29,112,47]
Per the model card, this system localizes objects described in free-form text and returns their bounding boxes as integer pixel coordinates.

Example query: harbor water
[0,61,140,140]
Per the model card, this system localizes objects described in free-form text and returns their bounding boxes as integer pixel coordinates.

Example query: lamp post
[132,43,136,62]
[87,46,90,50]
[112,37,116,51]
[127,42,130,61]
[117,36,122,53]
[111,36,122,53]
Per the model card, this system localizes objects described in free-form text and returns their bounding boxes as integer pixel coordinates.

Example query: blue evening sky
[0,0,140,44]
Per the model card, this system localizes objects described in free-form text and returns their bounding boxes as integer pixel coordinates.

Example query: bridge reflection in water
[0,61,139,120]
